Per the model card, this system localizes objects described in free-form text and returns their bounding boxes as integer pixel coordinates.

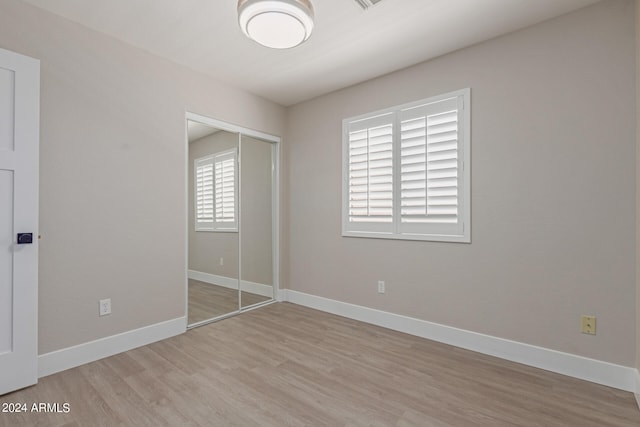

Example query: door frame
[184,112,280,328]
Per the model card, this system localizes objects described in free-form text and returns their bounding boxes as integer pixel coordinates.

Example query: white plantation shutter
[399,96,463,236]
[342,89,469,242]
[195,149,238,232]
[214,151,237,229]
[195,156,214,230]
[346,113,394,232]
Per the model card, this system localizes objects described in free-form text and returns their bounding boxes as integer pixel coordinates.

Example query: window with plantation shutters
[342,89,470,242]
[195,149,238,232]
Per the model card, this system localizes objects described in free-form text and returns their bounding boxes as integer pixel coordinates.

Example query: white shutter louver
[400,99,460,227]
[195,157,214,230]
[195,149,238,232]
[215,154,236,225]
[426,109,458,222]
[347,114,394,232]
[399,96,463,236]
[400,116,427,221]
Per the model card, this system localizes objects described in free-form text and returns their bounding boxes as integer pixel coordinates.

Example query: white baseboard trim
[635,369,640,410]
[189,270,237,290]
[282,290,636,392]
[38,316,186,378]
[188,269,273,298]
[241,279,273,298]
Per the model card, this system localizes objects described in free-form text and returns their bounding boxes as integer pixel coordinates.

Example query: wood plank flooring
[188,279,270,324]
[1,303,639,426]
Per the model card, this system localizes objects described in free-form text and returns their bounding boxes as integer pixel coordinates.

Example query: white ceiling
[21,0,599,106]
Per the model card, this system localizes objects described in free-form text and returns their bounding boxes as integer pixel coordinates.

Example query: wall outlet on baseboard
[219,257,224,266]
[99,298,111,316]
[377,280,385,294]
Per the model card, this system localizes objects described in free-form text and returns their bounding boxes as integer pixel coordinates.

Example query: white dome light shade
[238,0,315,49]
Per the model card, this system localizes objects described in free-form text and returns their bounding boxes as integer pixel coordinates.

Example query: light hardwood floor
[1,303,639,426]
[188,279,271,324]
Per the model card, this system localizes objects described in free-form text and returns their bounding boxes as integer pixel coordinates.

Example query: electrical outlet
[99,298,111,316]
[581,315,596,335]
[220,257,224,266]
[377,280,385,294]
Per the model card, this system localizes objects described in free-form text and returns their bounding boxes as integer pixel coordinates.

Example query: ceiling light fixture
[238,0,315,49]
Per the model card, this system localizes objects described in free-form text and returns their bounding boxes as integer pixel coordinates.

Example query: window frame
[194,148,238,233]
[341,88,470,243]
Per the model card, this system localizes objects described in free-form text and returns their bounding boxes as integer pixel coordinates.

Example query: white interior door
[0,48,40,396]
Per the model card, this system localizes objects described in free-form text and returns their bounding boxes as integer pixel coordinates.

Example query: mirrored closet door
[186,114,278,328]
[240,135,275,309]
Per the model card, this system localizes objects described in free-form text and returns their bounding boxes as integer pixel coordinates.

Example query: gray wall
[285,0,636,366]
[0,0,285,354]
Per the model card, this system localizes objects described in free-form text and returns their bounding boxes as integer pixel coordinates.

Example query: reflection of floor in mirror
[188,279,271,325]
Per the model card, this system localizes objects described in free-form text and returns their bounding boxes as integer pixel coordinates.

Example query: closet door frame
[185,112,280,328]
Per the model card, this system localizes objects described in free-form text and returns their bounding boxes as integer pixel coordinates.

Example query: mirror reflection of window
[194,148,238,232]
